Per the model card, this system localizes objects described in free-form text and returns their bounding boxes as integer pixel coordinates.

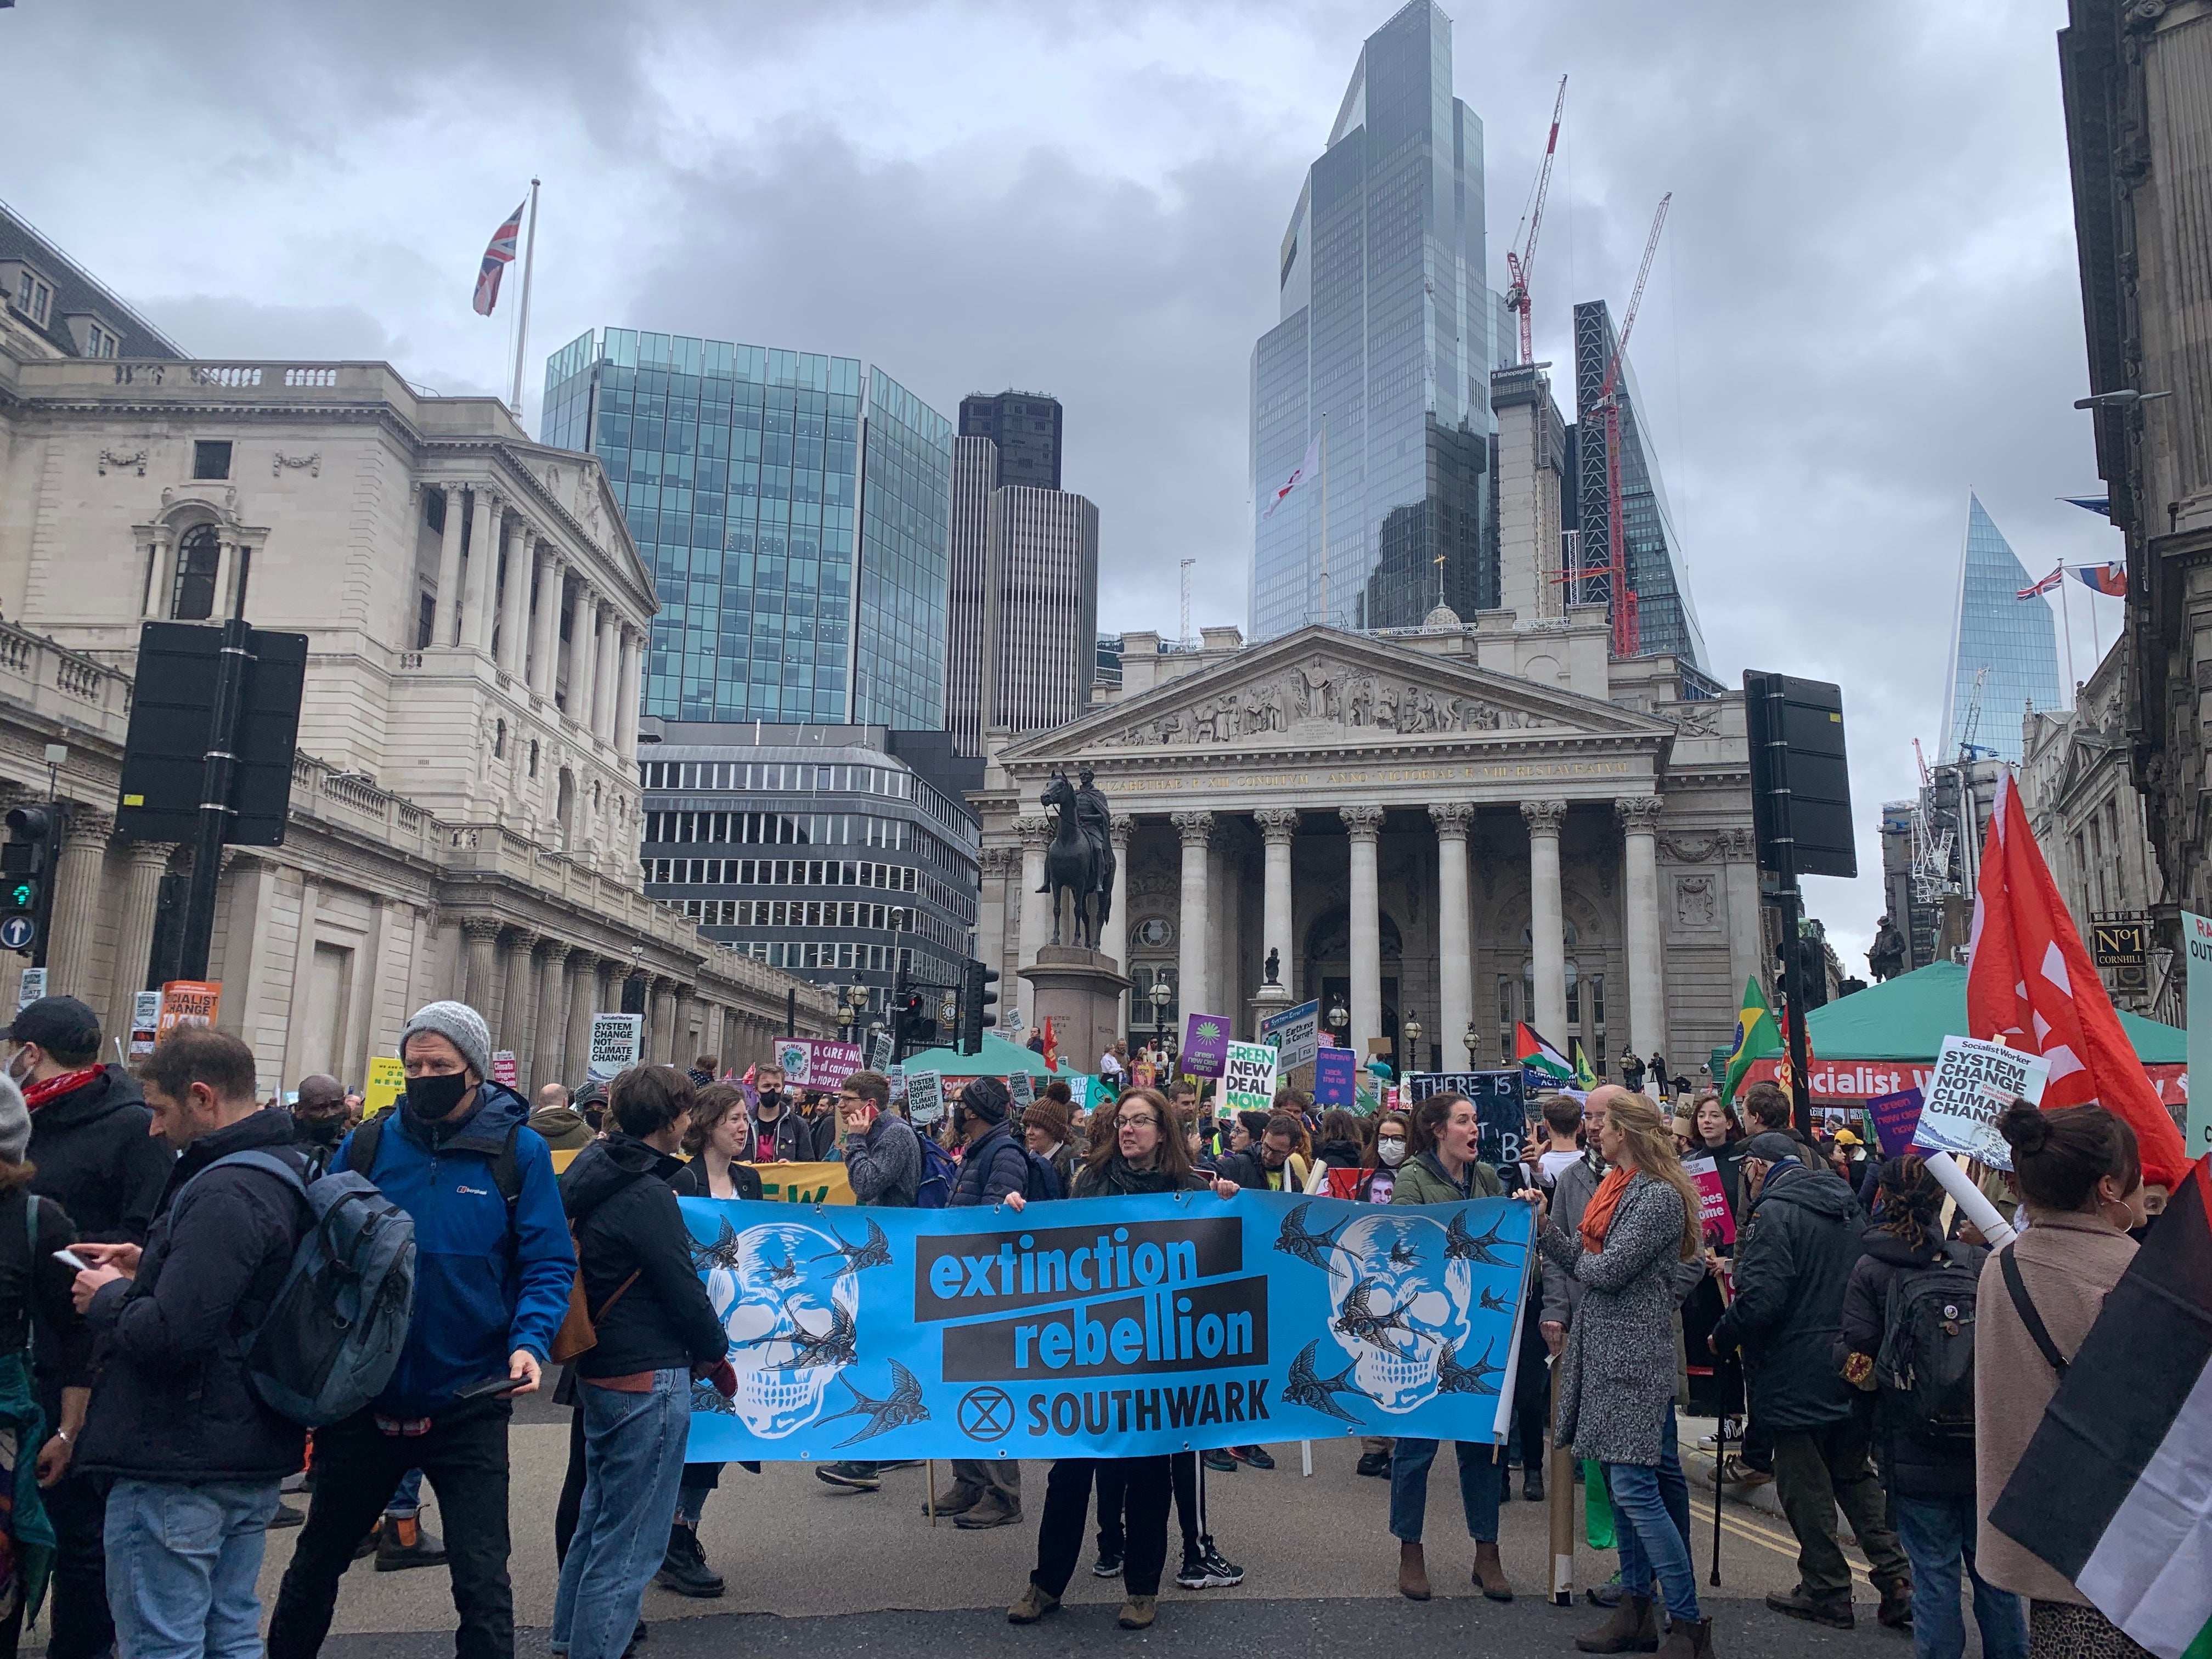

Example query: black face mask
[402,1070,472,1128]
[296,1111,348,1147]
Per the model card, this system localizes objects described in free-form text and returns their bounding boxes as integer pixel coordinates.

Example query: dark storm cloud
[1,0,2100,958]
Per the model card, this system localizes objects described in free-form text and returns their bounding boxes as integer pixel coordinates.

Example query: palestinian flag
[1570,1037,1600,1091]
[1515,1023,1574,1084]
[1721,975,1781,1104]
[1990,1154,2212,1658]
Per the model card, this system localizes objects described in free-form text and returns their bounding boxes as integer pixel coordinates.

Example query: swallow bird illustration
[1282,1340,1373,1424]
[687,1219,746,1274]
[812,1218,893,1277]
[1435,1338,1503,1396]
[1274,1201,1351,1275]
[1479,1284,1513,1312]
[818,1359,930,1447]
[1387,1239,1419,1269]
[1444,1209,1520,1267]
[1331,1275,1421,1355]
[740,1295,859,1370]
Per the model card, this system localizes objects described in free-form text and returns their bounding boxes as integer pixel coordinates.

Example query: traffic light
[0,804,63,968]
[960,958,998,1056]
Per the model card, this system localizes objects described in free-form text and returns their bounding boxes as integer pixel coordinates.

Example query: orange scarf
[1579,1166,1633,1254]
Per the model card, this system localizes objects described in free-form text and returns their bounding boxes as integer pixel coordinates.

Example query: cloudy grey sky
[3,0,2120,967]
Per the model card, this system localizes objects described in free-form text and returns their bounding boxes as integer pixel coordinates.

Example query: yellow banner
[364,1057,405,1118]
[543,1149,854,1205]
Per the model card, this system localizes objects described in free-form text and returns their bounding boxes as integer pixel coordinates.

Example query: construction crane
[1908,737,1957,902]
[1956,664,1991,761]
[1590,192,1671,658]
[1502,75,1567,367]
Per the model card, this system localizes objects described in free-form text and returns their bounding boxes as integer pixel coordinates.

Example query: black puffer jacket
[559,1134,727,1381]
[950,1121,1029,1207]
[1710,1158,1863,1431]
[76,1107,308,1483]
[1835,1227,1986,1498]
[28,1065,173,1244]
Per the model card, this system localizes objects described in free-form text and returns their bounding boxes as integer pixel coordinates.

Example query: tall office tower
[1940,492,2062,765]
[543,329,952,728]
[944,423,1099,757]
[959,391,1063,490]
[1570,300,1707,667]
[1491,363,1569,622]
[1249,0,1497,640]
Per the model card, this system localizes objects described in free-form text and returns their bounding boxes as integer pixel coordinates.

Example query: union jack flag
[2015,565,2064,600]
[472,199,526,317]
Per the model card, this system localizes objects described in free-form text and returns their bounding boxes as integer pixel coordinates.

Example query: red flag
[473,199,525,317]
[1966,773,2187,1186]
[1041,1017,1058,1072]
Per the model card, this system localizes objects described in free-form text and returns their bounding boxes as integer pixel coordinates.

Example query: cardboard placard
[364,1055,407,1118]
[1181,1013,1231,1078]
[127,989,163,1060]
[156,980,220,1039]
[586,1013,644,1085]
[1683,1154,1737,1245]
[14,968,46,1013]
[1009,1070,1036,1110]
[906,1070,946,1126]
[1313,1046,1358,1107]
[1407,1070,1527,1166]
[1867,1087,1926,1161]
[1916,1035,2050,1172]
[1223,1041,1278,1113]
[1259,1000,1321,1071]
[491,1051,518,1088]
[775,1037,865,1089]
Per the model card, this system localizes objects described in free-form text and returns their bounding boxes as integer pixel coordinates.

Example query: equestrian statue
[1039,766,1115,950]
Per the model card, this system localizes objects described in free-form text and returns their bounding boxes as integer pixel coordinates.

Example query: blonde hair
[1606,1092,1703,1261]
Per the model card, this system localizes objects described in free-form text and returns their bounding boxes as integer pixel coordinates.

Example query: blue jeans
[1892,1492,2028,1659]
[1388,1438,1502,1544]
[553,1370,692,1659]
[104,1479,280,1659]
[1605,1405,1699,1626]
[386,1467,424,1518]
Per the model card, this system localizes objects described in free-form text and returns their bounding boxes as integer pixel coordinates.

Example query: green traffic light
[5,879,34,910]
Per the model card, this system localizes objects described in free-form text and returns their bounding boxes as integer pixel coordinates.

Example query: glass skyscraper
[1941,492,2062,764]
[1250,0,1500,640]
[1570,300,1707,667]
[543,329,952,728]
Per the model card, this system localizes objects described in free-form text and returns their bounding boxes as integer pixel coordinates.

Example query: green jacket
[1389,1150,1504,1206]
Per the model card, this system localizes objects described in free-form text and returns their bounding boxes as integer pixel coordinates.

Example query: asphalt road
[238,1402,1938,1659]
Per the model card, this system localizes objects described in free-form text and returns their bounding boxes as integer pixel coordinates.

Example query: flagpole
[1317,416,1329,629]
[509,177,540,425]
[2056,567,2075,702]
[2088,571,2102,670]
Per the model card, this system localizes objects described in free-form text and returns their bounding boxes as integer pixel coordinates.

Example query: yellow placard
[543,1149,854,1205]
[363,1056,405,1118]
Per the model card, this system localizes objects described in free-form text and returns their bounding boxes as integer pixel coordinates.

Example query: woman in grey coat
[1534,1093,1714,1659]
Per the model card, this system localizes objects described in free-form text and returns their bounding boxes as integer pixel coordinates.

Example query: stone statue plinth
[1249,980,1292,1040]
[1019,946,1132,1079]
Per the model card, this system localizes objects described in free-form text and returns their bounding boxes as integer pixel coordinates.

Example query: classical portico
[975,615,1764,1079]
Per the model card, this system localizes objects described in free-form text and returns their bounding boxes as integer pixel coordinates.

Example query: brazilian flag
[1721,975,1781,1104]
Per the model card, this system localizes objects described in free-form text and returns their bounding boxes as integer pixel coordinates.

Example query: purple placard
[1314,1045,1357,1107]
[1181,1012,1231,1078]
[1867,1087,1925,1160]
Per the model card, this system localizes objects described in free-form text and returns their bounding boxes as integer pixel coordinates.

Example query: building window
[528,740,539,779]
[494,719,507,759]
[416,590,436,648]
[14,273,50,326]
[82,324,117,358]
[170,524,220,620]
[192,441,233,481]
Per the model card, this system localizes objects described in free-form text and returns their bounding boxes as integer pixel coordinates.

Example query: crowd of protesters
[0,986,2161,1659]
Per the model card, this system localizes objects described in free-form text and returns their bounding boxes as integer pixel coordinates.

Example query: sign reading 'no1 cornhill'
[679,1190,1534,1462]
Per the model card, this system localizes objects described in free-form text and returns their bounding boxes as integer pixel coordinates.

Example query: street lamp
[1149,979,1172,1045]
[840,977,867,1037]
[1402,1010,1423,1071]
[1328,999,1349,1045]
[1464,1020,1480,1061]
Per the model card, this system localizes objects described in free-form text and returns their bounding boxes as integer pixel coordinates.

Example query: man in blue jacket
[268,1000,573,1659]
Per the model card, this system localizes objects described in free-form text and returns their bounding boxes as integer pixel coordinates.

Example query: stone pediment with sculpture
[1015,642,1666,760]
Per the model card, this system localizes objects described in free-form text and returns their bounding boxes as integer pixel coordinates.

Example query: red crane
[1501,76,1567,366]
[1594,191,1671,658]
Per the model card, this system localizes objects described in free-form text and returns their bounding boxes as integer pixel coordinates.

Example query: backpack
[1021,1149,1063,1203]
[914,1135,958,1209]
[1874,1242,1982,1448]
[188,1149,418,1430]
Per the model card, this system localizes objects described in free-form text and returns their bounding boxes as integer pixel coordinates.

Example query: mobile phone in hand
[53,1249,89,1273]
[454,1374,530,1402]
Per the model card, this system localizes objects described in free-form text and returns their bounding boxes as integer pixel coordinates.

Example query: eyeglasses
[1120,1115,1160,1131]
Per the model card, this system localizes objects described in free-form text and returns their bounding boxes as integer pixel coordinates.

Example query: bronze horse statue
[1039,769,1114,949]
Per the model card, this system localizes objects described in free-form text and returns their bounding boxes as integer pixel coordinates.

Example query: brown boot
[1654,1615,1714,1658]
[1397,1540,1431,1601]
[1472,1539,1513,1602]
[1576,1594,1660,1654]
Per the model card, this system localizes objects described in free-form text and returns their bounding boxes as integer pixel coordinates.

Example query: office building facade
[1570,300,1707,667]
[1250,0,1500,641]
[542,329,953,731]
[945,426,1099,757]
[1940,493,2061,765]
[958,391,1062,491]
[639,724,982,1017]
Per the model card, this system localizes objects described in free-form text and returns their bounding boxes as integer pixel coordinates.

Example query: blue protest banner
[1867,1087,1925,1160]
[679,1189,1533,1462]
[1313,1046,1358,1106]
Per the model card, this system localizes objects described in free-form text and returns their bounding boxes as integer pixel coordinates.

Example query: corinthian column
[1109,819,1134,1031]
[1340,806,1384,1059]
[1618,795,1667,1062]
[563,948,600,1087]
[1015,815,1053,1031]
[1430,803,1475,1070]
[46,809,114,1003]
[1521,800,1568,1043]
[460,918,502,1022]
[108,840,177,1039]
[533,941,572,1093]
[1172,811,1214,1028]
